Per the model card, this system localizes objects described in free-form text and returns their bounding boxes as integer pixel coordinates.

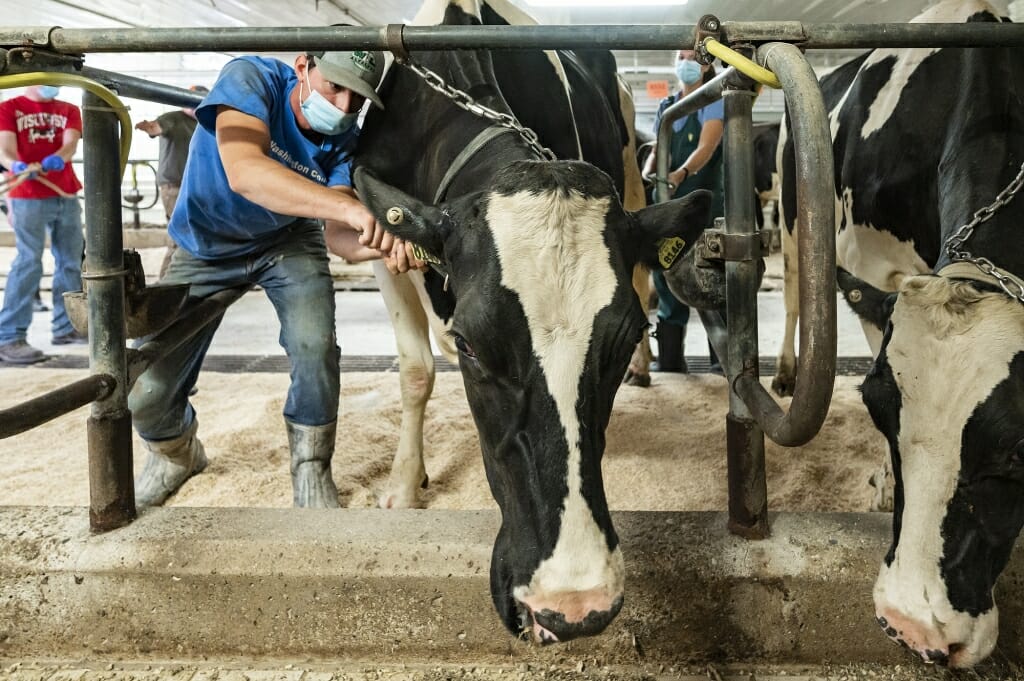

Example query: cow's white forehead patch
[875,277,1024,642]
[487,188,622,596]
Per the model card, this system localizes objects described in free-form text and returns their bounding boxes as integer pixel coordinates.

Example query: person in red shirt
[0,85,86,364]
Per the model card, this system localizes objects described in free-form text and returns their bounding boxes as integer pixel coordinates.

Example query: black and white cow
[752,122,779,234]
[355,0,711,641]
[776,0,1024,667]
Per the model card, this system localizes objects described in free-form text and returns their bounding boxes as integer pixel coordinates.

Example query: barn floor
[0,659,1011,680]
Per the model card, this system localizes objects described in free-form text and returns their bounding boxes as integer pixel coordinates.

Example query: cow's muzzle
[515,590,624,643]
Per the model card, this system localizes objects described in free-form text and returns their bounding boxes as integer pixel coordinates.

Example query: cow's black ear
[837,267,897,331]
[632,189,712,270]
[354,166,448,258]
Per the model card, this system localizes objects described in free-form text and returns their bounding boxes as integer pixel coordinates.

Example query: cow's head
[356,161,710,641]
[850,272,1024,667]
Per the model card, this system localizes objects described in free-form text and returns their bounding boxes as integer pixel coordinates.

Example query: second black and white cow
[355,0,710,641]
[776,0,1024,667]
[753,122,779,234]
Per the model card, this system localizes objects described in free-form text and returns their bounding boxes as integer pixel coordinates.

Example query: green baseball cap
[314,50,386,109]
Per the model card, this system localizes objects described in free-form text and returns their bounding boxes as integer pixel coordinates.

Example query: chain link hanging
[943,159,1024,304]
[400,57,558,162]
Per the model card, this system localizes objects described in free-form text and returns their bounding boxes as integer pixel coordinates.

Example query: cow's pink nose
[517,588,623,642]
[876,610,960,666]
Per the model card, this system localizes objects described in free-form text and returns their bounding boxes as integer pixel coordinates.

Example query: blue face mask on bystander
[675,60,703,86]
[300,68,358,136]
[37,85,61,100]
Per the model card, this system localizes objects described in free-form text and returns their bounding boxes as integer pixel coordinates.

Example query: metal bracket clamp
[697,227,771,263]
[3,45,84,73]
[383,23,409,64]
[694,15,722,65]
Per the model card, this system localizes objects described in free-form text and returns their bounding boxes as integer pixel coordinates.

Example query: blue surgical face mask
[38,85,61,100]
[675,60,703,86]
[300,69,357,136]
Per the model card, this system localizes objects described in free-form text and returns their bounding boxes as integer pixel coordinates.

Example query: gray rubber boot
[135,419,208,507]
[287,420,341,508]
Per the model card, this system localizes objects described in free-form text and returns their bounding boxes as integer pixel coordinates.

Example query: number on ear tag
[410,242,443,266]
[657,237,685,269]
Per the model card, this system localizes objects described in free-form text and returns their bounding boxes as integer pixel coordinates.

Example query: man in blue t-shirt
[130,49,411,509]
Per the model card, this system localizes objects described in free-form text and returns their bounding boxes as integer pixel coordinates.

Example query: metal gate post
[722,87,768,539]
[82,90,135,532]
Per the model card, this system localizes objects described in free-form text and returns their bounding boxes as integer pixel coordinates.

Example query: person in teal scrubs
[642,49,725,374]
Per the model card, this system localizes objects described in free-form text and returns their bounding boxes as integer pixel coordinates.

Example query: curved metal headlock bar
[653,41,834,533]
[0,374,116,440]
[733,42,836,448]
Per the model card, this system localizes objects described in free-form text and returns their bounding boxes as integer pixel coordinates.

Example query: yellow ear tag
[657,237,686,268]
[410,242,443,266]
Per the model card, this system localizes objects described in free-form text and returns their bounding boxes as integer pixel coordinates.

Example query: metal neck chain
[943,159,1024,304]
[400,56,557,162]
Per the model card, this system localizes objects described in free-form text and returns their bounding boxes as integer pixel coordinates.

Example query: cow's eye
[452,333,477,359]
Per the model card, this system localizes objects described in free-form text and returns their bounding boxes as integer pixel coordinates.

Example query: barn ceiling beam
[1,21,1022,54]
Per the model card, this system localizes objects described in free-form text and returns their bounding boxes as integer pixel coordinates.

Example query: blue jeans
[0,197,83,343]
[128,220,340,441]
[652,268,720,365]
[652,269,690,327]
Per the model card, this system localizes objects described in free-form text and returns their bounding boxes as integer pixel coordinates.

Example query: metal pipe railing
[78,65,203,109]
[0,374,115,439]
[0,60,203,109]
[732,42,837,448]
[651,66,774,536]
[126,286,251,389]
[654,68,745,204]
[722,86,769,539]
[82,89,135,533]
[1,22,1023,54]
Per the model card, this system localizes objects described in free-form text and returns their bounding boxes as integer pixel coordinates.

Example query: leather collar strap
[937,261,1024,303]
[414,126,518,283]
[433,126,516,204]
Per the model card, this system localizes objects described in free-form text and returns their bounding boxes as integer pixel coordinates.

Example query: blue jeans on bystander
[0,197,83,344]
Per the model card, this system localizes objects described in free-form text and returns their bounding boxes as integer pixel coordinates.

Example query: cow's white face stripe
[874,276,1024,658]
[488,189,623,598]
